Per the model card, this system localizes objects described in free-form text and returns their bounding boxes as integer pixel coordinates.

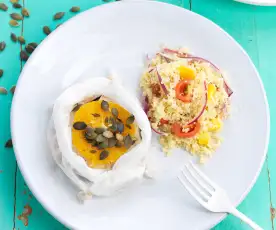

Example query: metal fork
[178,162,263,230]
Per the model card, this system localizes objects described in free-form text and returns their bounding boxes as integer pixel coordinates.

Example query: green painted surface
[0,0,275,229]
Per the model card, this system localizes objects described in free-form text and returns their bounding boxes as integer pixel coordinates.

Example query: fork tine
[178,172,208,208]
[186,164,214,194]
[181,168,210,200]
[189,161,217,189]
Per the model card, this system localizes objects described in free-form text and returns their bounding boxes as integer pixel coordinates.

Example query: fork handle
[229,208,263,230]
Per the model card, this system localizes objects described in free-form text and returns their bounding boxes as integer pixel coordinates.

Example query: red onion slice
[187,81,207,125]
[156,68,169,95]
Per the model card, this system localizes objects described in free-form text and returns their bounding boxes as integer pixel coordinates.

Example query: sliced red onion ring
[187,81,207,125]
[162,48,192,58]
[156,68,169,95]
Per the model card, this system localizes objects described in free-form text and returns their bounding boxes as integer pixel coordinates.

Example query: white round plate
[235,0,276,5]
[11,1,269,230]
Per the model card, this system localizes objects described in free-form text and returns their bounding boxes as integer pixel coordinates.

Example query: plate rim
[11,1,270,229]
[235,0,276,6]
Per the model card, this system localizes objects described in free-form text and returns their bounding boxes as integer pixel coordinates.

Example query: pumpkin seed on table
[70,6,80,13]
[10,85,16,94]
[90,150,97,154]
[13,3,22,8]
[0,3,8,11]
[10,13,23,21]
[73,121,87,130]
[111,108,118,117]
[10,0,18,4]
[103,130,113,138]
[95,127,105,134]
[0,42,6,52]
[43,26,51,35]
[0,87,8,95]
[124,134,132,149]
[5,139,13,148]
[53,12,65,20]
[20,51,29,61]
[108,137,117,148]
[101,100,109,111]
[126,115,135,125]
[9,19,19,27]
[18,36,25,44]
[0,69,3,78]
[99,150,109,160]
[11,33,17,42]
[22,8,30,17]
[91,113,100,117]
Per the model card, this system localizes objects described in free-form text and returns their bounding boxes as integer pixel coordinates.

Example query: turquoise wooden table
[0,0,275,229]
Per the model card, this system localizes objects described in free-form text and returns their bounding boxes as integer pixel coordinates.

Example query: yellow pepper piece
[178,66,195,80]
[207,84,216,100]
[209,118,222,132]
[197,132,210,146]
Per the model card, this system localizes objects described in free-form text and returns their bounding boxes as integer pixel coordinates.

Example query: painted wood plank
[190,0,273,229]
[0,0,23,229]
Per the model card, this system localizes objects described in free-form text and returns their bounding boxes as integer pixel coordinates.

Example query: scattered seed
[11,33,17,42]
[103,130,113,138]
[115,133,124,142]
[9,19,19,27]
[71,103,81,112]
[117,122,124,133]
[91,113,100,117]
[126,115,135,125]
[91,140,97,147]
[124,135,132,149]
[85,126,95,134]
[99,150,109,160]
[90,150,97,154]
[22,8,30,17]
[0,3,8,11]
[13,3,22,8]
[53,12,65,20]
[126,124,131,129]
[70,6,80,12]
[73,121,87,130]
[0,42,6,52]
[25,44,34,54]
[10,85,16,94]
[10,13,23,21]
[95,127,105,134]
[108,137,117,148]
[98,140,108,149]
[20,50,29,61]
[5,139,13,148]
[108,124,117,132]
[43,26,51,35]
[0,69,3,78]
[84,132,97,142]
[96,134,106,143]
[0,87,8,95]
[115,141,123,147]
[111,108,118,117]
[10,0,18,4]
[28,42,38,48]
[18,36,25,44]
[101,100,109,111]
[93,95,101,101]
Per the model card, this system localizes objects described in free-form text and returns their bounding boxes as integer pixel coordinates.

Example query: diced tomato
[171,122,201,138]
[175,80,192,103]
[160,118,169,125]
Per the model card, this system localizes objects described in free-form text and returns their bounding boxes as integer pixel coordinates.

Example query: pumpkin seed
[28,42,38,48]
[98,140,108,149]
[111,108,118,117]
[85,126,95,134]
[0,69,3,78]
[108,124,117,132]
[10,85,16,94]
[108,137,117,148]
[115,141,123,147]
[70,6,80,12]
[0,42,6,51]
[43,26,51,35]
[91,113,100,117]
[9,19,19,27]
[124,135,132,149]
[126,115,135,125]
[115,133,124,142]
[96,134,106,143]
[0,87,8,95]
[18,36,25,44]
[25,44,35,54]
[10,0,18,4]
[73,121,87,130]
[90,150,97,154]
[93,95,101,101]
[95,127,105,134]
[5,139,13,148]
[91,140,97,147]
[13,3,22,8]
[20,50,29,61]
[126,124,132,129]
[117,122,124,133]
[84,132,97,141]
[11,33,17,42]
[10,13,23,21]
[101,100,109,111]
[0,3,8,11]
[99,150,109,160]
[103,130,113,138]
[71,103,81,112]
[22,8,30,17]
[53,12,65,20]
